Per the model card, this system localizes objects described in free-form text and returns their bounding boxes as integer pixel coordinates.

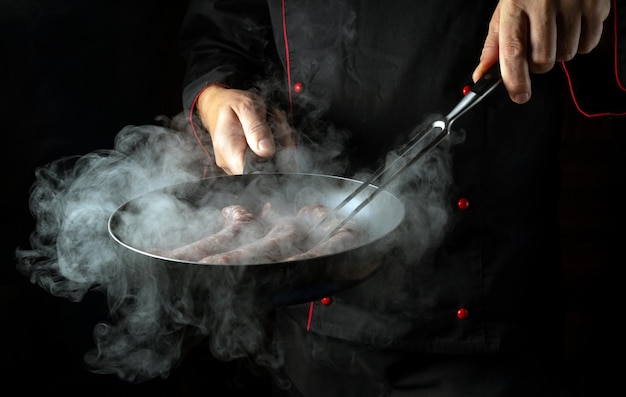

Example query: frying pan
[107,64,501,307]
[108,173,405,306]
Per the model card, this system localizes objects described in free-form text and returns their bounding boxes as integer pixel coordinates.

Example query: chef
[178,1,615,396]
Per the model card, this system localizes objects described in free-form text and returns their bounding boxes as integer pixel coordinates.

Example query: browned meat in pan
[286,218,365,261]
[198,217,307,264]
[164,205,265,261]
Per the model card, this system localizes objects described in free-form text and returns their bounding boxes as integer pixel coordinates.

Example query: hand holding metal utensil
[310,63,503,241]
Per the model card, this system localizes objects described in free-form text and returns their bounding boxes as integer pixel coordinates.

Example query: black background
[1,0,271,395]
[1,1,625,396]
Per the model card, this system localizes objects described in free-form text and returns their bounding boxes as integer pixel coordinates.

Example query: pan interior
[108,173,405,264]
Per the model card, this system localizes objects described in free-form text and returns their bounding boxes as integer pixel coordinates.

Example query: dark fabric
[293,70,564,354]
[561,0,626,117]
[271,310,562,397]
[618,0,626,88]
[179,0,564,360]
[179,0,282,111]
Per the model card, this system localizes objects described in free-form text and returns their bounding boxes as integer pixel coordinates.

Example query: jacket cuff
[182,69,247,114]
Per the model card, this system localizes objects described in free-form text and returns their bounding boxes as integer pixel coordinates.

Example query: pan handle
[243,144,299,174]
[243,147,277,174]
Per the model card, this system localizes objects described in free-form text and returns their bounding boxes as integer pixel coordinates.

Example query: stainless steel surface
[108,173,405,306]
[311,64,503,242]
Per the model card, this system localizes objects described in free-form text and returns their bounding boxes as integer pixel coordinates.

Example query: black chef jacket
[179,0,569,355]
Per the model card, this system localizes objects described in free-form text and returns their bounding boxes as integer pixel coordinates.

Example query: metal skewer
[310,63,503,242]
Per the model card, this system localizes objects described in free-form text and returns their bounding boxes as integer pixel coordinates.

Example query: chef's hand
[196,85,293,174]
[473,0,611,104]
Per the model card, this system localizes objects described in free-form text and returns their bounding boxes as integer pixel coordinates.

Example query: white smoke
[15,113,281,382]
[14,110,458,384]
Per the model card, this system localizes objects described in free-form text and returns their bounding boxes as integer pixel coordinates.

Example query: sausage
[285,218,366,261]
[296,203,353,243]
[164,202,366,264]
[198,216,307,265]
[296,204,333,226]
[260,201,289,222]
[164,205,265,261]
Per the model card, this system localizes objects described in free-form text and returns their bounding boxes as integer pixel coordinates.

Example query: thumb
[233,98,275,157]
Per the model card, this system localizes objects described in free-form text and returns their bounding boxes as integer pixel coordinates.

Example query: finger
[232,96,275,157]
[498,3,531,104]
[578,0,611,54]
[270,109,296,148]
[211,109,249,175]
[526,2,557,74]
[555,7,581,62]
[473,5,501,83]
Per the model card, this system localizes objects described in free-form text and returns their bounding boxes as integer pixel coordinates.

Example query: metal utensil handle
[310,63,502,241]
[319,124,449,240]
[445,63,502,124]
[308,121,434,230]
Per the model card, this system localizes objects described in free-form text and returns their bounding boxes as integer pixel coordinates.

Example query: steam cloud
[15,111,457,383]
[15,113,283,382]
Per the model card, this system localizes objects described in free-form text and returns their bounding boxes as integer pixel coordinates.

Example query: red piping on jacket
[613,0,626,92]
[189,83,229,178]
[306,301,314,331]
[561,0,626,118]
[189,88,214,178]
[188,2,297,176]
[281,1,313,329]
[282,0,293,112]
[561,60,626,118]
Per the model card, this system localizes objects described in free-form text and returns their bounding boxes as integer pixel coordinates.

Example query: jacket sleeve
[561,0,626,118]
[179,0,279,113]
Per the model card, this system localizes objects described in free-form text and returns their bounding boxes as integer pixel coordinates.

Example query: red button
[462,85,472,96]
[457,197,470,210]
[457,307,469,319]
[320,297,332,305]
[293,82,304,93]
